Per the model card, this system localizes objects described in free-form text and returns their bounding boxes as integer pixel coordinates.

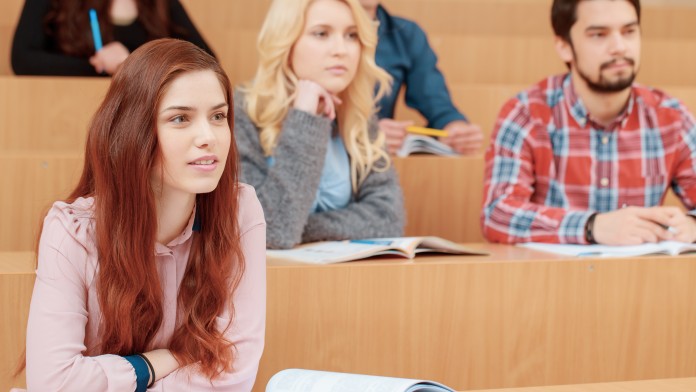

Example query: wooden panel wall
[3,0,696,86]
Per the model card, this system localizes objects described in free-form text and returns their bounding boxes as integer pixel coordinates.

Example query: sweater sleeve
[302,121,405,242]
[234,92,332,249]
[11,0,103,76]
[168,0,216,58]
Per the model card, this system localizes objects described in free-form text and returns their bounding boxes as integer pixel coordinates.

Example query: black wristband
[138,354,156,388]
[585,212,598,244]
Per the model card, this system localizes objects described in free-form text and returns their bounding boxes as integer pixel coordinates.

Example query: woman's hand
[293,80,342,119]
[89,42,130,75]
[141,348,180,384]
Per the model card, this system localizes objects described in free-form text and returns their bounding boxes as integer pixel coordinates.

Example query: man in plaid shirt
[482,0,696,245]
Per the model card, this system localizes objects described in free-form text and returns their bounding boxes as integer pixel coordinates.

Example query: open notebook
[396,135,459,157]
[266,369,454,392]
[266,237,488,264]
[520,241,696,257]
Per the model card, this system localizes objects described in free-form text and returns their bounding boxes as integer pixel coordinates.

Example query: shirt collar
[154,205,197,255]
[563,73,635,130]
[375,4,394,33]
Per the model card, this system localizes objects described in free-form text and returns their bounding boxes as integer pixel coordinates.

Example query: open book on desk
[396,135,459,157]
[266,236,488,264]
[520,241,696,257]
[266,369,454,392]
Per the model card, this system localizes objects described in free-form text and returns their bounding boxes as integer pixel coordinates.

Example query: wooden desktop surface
[263,245,696,391]
[3,247,696,391]
[463,377,696,392]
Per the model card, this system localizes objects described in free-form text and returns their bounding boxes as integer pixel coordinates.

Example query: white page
[519,241,695,257]
[266,242,393,264]
[266,369,453,392]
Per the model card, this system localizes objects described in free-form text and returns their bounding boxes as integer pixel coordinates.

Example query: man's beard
[576,57,637,93]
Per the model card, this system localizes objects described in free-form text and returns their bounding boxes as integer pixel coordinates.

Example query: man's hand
[593,206,677,245]
[441,120,483,155]
[664,207,696,243]
[379,118,412,155]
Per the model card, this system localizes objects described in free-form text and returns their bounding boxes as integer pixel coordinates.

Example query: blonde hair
[241,0,392,190]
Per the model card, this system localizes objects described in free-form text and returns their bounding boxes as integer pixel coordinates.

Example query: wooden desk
[464,377,696,392]
[0,152,83,251]
[0,76,109,153]
[3,247,696,391]
[0,252,34,391]
[259,246,696,391]
[393,155,485,243]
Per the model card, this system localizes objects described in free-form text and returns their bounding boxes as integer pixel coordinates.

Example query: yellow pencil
[406,125,448,138]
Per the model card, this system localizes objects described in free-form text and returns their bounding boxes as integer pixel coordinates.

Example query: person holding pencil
[482,0,696,245]
[11,0,214,76]
[358,0,483,156]
[235,0,405,249]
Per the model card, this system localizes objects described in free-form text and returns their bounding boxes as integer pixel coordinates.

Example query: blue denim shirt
[375,5,467,129]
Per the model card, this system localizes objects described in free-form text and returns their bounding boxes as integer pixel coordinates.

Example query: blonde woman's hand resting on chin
[293,80,342,120]
[592,206,685,245]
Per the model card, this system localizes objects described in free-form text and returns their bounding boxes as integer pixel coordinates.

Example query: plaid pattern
[482,74,696,244]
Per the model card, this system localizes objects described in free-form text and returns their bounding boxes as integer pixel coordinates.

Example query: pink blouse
[23,184,266,391]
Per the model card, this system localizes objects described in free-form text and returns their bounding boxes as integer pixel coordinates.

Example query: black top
[11,0,215,76]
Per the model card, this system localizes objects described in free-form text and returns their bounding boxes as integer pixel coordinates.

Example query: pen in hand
[621,203,679,235]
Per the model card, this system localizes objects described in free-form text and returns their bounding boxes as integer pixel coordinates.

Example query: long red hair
[45,0,176,57]
[70,38,243,378]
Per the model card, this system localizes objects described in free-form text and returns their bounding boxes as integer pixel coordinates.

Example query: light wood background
[3,0,696,86]
[1,77,689,250]
[4,248,696,391]
[465,377,696,392]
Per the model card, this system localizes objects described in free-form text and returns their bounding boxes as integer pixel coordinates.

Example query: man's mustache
[600,57,636,70]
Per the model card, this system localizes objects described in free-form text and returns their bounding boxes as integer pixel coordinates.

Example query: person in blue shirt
[359,0,483,155]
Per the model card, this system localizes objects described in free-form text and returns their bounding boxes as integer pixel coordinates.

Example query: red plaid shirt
[482,74,696,244]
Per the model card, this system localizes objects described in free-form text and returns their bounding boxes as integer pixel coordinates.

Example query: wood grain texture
[0,152,83,251]
[259,248,696,391]
[464,377,696,392]
[0,77,108,153]
[0,252,34,391]
[4,248,696,390]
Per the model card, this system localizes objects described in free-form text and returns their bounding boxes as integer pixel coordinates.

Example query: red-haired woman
[18,39,265,391]
[11,0,214,76]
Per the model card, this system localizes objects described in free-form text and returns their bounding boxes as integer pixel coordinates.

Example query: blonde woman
[235,0,404,249]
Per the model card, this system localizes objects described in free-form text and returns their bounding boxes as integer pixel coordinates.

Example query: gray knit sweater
[233,90,405,249]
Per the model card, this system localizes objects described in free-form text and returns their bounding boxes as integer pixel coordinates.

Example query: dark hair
[74,38,242,379]
[45,0,176,57]
[551,0,641,42]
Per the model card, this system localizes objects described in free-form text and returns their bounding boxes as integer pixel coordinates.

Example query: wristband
[585,212,598,244]
[138,354,156,388]
[123,355,149,392]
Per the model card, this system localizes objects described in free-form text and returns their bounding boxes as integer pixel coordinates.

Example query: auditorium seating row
[3,0,696,88]
[0,76,687,251]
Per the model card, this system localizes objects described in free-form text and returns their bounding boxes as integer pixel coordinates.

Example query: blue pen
[89,9,103,51]
[350,239,394,246]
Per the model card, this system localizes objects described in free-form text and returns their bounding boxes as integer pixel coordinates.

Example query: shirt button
[601,136,609,144]
[600,178,609,186]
